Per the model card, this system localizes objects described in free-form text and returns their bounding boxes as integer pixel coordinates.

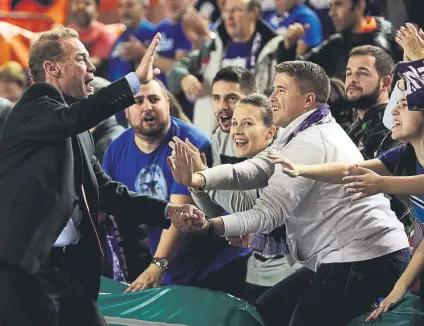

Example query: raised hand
[365,286,405,322]
[169,137,208,172]
[135,33,161,84]
[167,204,207,233]
[167,141,196,187]
[268,151,300,178]
[123,264,164,293]
[181,75,204,101]
[342,166,384,201]
[396,23,424,61]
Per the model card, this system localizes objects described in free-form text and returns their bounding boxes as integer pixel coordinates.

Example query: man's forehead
[62,38,89,56]
[137,81,163,96]
[224,0,248,8]
[213,80,242,93]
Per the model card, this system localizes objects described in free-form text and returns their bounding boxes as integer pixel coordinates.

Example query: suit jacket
[0,78,170,297]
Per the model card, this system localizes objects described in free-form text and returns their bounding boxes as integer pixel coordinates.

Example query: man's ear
[304,92,316,110]
[43,61,61,79]
[381,75,392,92]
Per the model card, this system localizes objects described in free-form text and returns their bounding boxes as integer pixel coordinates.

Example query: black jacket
[277,16,400,80]
[0,78,170,298]
[0,98,12,135]
[92,116,126,164]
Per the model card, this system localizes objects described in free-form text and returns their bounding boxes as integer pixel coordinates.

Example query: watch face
[160,258,169,269]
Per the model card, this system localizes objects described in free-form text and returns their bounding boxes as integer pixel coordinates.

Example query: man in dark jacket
[0,28,203,326]
[0,97,12,134]
[89,77,126,163]
[278,0,400,80]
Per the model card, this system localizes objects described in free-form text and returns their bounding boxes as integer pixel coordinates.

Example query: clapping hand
[135,33,161,84]
[169,137,208,172]
[396,23,424,61]
[167,204,207,233]
[119,35,147,61]
[268,151,300,178]
[342,165,384,201]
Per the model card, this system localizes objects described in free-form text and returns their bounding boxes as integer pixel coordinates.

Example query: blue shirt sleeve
[298,13,323,48]
[377,145,403,175]
[124,73,141,94]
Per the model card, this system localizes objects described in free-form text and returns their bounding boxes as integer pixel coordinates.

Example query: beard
[131,120,168,139]
[346,84,381,110]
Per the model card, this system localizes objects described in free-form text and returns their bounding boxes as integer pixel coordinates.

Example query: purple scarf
[251,104,331,257]
[396,59,424,110]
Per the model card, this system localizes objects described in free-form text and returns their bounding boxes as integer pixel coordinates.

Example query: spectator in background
[108,0,156,126]
[328,77,351,129]
[0,98,12,134]
[108,0,155,83]
[168,0,284,137]
[0,61,27,104]
[68,0,117,77]
[266,0,323,55]
[278,0,397,80]
[306,0,335,39]
[89,77,126,164]
[103,79,250,298]
[345,45,395,159]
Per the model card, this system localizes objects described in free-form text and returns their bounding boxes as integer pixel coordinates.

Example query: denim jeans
[255,248,410,326]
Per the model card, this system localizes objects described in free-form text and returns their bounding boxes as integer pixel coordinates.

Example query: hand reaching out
[167,141,196,187]
[167,203,207,233]
[268,151,300,178]
[342,166,384,201]
[135,33,161,84]
[169,136,208,172]
[396,23,424,61]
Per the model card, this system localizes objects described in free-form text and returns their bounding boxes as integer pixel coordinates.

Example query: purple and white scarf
[251,104,331,257]
[396,59,424,110]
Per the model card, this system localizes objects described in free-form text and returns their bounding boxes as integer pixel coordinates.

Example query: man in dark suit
[0,28,204,326]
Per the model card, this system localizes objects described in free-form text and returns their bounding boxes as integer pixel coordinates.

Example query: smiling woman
[230,94,277,158]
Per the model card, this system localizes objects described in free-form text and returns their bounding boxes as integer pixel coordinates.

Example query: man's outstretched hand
[167,204,208,233]
[135,33,161,84]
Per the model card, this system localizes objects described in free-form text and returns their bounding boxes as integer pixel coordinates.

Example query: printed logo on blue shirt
[158,35,175,53]
[134,164,168,200]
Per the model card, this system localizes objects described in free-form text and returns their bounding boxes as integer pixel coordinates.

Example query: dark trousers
[0,246,106,326]
[256,249,410,326]
[195,254,250,300]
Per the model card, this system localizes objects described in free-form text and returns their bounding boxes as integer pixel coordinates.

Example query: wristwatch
[151,257,169,271]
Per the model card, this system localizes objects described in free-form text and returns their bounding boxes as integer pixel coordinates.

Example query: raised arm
[20,34,162,142]
[269,152,391,184]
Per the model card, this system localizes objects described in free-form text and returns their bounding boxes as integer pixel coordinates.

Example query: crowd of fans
[3,0,424,324]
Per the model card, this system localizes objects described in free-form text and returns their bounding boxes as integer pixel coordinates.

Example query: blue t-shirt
[155,19,192,84]
[266,3,323,48]
[222,39,254,69]
[108,19,156,82]
[103,118,248,284]
[379,146,424,224]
